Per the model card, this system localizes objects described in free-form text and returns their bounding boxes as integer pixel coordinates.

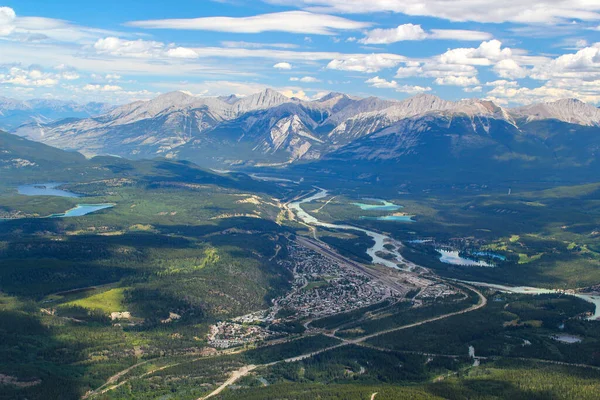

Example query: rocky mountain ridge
[9,90,600,167]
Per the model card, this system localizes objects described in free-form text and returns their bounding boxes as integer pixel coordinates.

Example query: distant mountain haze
[0,97,114,131]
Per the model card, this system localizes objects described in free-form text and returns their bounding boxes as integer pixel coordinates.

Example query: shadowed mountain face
[8,90,600,185]
[306,115,600,188]
[0,130,86,169]
[0,130,285,200]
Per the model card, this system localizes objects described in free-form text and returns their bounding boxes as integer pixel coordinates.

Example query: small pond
[437,249,494,267]
[361,215,415,222]
[353,199,402,211]
[551,334,582,344]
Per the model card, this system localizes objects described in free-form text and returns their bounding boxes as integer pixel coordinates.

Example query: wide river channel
[289,188,600,320]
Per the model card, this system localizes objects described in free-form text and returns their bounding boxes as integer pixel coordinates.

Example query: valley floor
[1,167,599,400]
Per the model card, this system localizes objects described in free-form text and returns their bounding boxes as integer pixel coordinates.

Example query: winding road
[83,187,598,399]
[197,283,488,400]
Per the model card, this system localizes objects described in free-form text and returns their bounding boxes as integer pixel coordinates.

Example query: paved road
[82,198,595,399]
[350,284,487,344]
[195,284,488,400]
[192,235,490,400]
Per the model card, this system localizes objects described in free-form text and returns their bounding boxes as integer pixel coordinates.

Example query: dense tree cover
[218,383,443,400]
[310,300,392,330]
[368,293,600,365]
[2,135,600,399]
[319,231,375,263]
[214,358,600,400]
[0,156,294,399]
[336,291,479,339]
[0,297,137,399]
[243,335,340,365]
[262,345,433,385]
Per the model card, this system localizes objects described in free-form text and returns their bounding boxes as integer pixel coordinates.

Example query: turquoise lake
[51,204,115,218]
[11,183,114,219]
[353,199,402,211]
[472,251,507,261]
[361,215,414,222]
[437,249,494,267]
[18,183,80,198]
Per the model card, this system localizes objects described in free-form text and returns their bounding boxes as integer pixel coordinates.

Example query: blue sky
[1,0,599,105]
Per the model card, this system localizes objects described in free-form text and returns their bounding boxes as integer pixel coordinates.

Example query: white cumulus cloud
[327,54,405,73]
[360,24,492,44]
[273,62,293,70]
[167,47,199,59]
[395,61,477,79]
[94,37,164,57]
[83,84,123,92]
[493,59,529,79]
[365,76,432,93]
[0,7,16,36]
[434,75,480,86]
[463,86,482,92]
[531,43,600,80]
[61,71,80,80]
[0,66,61,87]
[290,76,321,82]
[486,80,519,87]
[360,24,427,44]
[439,40,512,66]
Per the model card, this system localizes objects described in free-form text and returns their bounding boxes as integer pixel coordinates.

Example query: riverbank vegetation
[293,182,600,289]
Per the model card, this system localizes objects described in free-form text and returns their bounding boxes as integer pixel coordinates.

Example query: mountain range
[0,97,114,131]
[8,89,600,185]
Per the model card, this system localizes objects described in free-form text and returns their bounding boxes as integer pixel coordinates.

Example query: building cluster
[207,321,273,349]
[416,282,460,300]
[0,209,26,219]
[267,243,394,321]
[208,242,398,348]
[207,242,465,349]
